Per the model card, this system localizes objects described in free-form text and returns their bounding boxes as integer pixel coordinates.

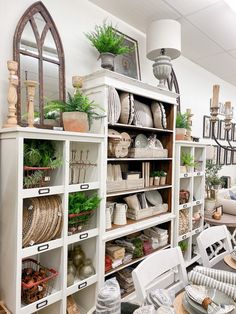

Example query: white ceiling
[89,0,236,86]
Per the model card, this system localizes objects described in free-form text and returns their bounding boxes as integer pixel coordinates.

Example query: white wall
[0,0,235,181]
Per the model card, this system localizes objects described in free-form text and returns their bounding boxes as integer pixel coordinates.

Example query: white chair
[132,247,188,304]
[197,225,232,268]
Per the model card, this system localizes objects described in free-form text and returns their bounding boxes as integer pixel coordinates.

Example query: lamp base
[153,55,172,90]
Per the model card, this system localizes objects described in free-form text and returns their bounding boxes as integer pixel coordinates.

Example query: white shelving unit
[174,141,206,267]
[0,127,106,314]
[83,69,178,301]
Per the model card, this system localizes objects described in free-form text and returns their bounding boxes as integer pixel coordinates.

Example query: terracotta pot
[62,112,89,132]
[176,128,186,140]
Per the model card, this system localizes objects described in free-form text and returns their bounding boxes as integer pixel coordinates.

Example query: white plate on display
[133,100,153,127]
[108,86,121,124]
[135,134,149,148]
[145,190,163,206]
[159,102,167,129]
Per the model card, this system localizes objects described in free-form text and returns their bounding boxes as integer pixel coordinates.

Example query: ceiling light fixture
[224,0,236,13]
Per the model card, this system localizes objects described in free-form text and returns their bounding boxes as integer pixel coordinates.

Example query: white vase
[154,177,160,186]
[113,203,127,225]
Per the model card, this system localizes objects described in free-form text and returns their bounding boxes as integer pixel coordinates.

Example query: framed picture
[227,127,232,141]
[233,123,236,142]
[203,115,211,138]
[232,151,236,165]
[226,148,232,165]
[211,120,219,139]
[219,147,225,165]
[212,145,219,164]
[219,120,226,140]
[114,30,141,80]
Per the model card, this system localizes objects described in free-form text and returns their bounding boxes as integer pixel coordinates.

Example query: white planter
[205,198,216,210]
[160,176,166,185]
[154,177,160,186]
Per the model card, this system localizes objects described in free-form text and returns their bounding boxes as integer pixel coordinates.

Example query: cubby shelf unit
[174,141,206,267]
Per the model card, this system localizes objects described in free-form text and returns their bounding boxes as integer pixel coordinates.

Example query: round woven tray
[38,196,54,243]
[43,195,60,242]
[224,254,236,270]
[51,195,63,239]
[36,197,51,244]
[30,197,47,245]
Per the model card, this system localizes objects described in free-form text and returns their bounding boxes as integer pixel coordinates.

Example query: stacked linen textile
[188,266,236,301]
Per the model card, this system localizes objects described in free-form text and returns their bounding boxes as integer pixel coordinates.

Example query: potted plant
[205,160,223,210]
[178,240,188,254]
[159,170,167,185]
[176,112,190,140]
[85,21,133,70]
[44,100,65,127]
[23,139,62,189]
[68,192,101,234]
[181,152,196,173]
[151,171,160,186]
[62,88,104,132]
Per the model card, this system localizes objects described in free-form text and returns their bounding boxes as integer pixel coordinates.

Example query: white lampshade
[146,19,181,61]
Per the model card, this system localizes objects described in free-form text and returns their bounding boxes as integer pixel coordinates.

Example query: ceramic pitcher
[113,203,127,225]
[106,204,114,229]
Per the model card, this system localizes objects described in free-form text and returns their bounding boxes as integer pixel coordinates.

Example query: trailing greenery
[205,160,223,199]
[181,152,196,167]
[85,21,133,55]
[176,112,190,129]
[178,240,188,252]
[23,170,44,189]
[44,100,65,120]
[24,139,62,168]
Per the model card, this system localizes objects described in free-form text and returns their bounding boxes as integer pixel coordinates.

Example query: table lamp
[146,19,181,89]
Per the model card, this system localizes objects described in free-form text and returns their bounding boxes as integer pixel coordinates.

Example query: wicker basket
[21,258,58,304]
[23,166,52,189]
[68,210,95,235]
[128,148,168,158]
[107,178,144,193]
[179,208,190,235]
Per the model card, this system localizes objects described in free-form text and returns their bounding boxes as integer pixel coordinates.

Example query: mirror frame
[13,1,65,128]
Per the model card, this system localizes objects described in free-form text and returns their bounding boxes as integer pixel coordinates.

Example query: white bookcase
[0,127,106,314]
[83,70,178,301]
[0,70,179,313]
[174,141,206,267]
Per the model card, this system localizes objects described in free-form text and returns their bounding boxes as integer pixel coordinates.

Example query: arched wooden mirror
[13,1,65,128]
[167,69,181,113]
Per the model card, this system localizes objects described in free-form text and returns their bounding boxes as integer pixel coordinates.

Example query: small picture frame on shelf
[233,123,236,142]
[219,120,226,140]
[203,115,211,138]
[215,205,223,215]
[211,120,219,139]
[219,147,225,165]
[226,148,232,165]
[114,30,141,80]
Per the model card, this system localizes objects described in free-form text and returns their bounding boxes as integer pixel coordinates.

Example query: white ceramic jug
[113,203,127,225]
[105,203,115,229]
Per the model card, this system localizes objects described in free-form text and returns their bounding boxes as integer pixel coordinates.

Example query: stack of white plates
[108,86,121,125]
[133,100,153,127]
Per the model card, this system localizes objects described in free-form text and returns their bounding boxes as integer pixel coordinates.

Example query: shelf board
[178,199,203,210]
[66,274,98,296]
[107,158,172,161]
[68,181,100,193]
[179,173,192,179]
[193,171,204,177]
[22,238,63,258]
[105,244,171,277]
[67,228,99,245]
[104,212,175,242]
[121,289,136,300]
[20,290,62,314]
[107,184,172,197]
[191,226,203,236]
[178,231,192,242]
[108,123,173,133]
[21,185,64,199]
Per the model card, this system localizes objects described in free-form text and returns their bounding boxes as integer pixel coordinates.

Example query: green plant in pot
[181,152,196,173]
[178,240,188,253]
[85,21,133,70]
[176,112,190,141]
[43,100,65,127]
[205,160,223,210]
[62,88,104,133]
[159,170,167,185]
[151,170,160,186]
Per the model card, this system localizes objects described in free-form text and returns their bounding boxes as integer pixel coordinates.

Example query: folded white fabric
[188,267,236,301]
[145,289,175,310]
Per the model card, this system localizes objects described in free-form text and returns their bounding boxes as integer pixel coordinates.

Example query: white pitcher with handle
[105,203,114,229]
[113,203,127,225]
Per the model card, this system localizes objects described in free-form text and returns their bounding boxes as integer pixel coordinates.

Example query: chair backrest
[197,225,232,268]
[132,247,188,304]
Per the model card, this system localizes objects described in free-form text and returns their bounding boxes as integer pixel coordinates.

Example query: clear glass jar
[78,258,95,280]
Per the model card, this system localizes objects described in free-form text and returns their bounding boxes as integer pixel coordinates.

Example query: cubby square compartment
[193,176,204,201]
[69,141,101,185]
[194,147,205,172]
[192,205,203,231]
[67,284,96,313]
[37,300,62,313]
[178,238,190,263]
[179,177,192,205]
[23,139,64,189]
[191,234,200,260]
[67,238,97,291]
[21,248,62,307]
[22,194,64,248]
[68,189,100,236]
[178,208,191,236]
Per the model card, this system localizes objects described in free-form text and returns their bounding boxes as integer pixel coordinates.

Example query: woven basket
[179,208,190,235]
[23,166,52,189]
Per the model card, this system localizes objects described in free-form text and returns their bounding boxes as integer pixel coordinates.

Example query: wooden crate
[125,178,144,190]
[127,203,168,220]
[107,180,126,193]
[128,148,168,158]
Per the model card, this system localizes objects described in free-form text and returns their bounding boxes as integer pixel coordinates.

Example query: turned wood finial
[3,60,19,128]
[72,76,83,90]
[24,80,38,128]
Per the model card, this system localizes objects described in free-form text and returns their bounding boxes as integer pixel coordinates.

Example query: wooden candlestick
[3,60,19,128]
[185,108,193,141]
[72,76,83,92]
[24,80,38,128]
